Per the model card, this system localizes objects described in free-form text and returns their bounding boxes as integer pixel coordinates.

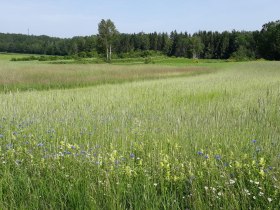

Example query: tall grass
[0,58,213,92]
[0,61,279,209]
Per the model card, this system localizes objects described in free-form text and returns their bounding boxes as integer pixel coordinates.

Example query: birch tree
[98,19,118,62]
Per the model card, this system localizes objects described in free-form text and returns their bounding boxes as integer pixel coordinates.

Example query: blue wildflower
[6,143,13,149]
[204,155,209,159]
[64,151,71,155]
[252,139,257,143]
[197,151,203,156]
[215,155,221,160]
[37,143,44,147]
[80,150,87,155]
[130,153,135,159]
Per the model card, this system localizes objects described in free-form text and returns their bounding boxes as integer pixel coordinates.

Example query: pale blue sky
[1,0,279,37]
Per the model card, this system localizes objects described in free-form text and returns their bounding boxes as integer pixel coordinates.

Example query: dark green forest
[0,20,279,60]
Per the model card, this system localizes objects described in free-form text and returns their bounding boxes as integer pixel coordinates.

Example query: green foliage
[97,19,118,61]
[1,20,280,61]
[258,20,280,60]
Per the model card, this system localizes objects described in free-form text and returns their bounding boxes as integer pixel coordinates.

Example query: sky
[0,0,279,38]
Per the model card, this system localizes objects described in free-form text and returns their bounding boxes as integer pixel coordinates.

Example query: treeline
[0,20,279,60]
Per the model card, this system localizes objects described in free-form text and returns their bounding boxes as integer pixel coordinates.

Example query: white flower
[244,189,251,195]
[268,198,272,202]
[218,192,222,196]
[204,186,209,191]
[211,187,216,192]
[259,192,264,196]
[153,183,158,187]
[229,179,236,184]
[254,181,260,185]
[253,196,256,200]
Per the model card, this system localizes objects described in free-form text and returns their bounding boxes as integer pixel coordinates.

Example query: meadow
[0,54,279,209]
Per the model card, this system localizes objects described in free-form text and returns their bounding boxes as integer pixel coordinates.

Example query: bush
[144,57,153,64]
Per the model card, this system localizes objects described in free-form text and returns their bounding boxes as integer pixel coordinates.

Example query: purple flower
[64,151,71,155]
[6,143,13,149]
[130,153,135,159]
[215,155,221,160]
[197,151,203,156]
[252,139,257,143]
[37,143,44,147]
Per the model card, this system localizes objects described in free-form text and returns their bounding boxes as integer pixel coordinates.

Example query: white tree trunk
[106,47,109,62]
[109,44,112,61]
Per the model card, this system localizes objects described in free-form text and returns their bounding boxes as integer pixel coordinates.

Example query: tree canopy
[0,20,279,60]
[97,19,118,61]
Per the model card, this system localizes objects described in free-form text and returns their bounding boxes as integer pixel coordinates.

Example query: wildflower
[197,151,203,156]
[254,181,259,185]
[204,186,209,191]
[130,153,135,159]
[259,157,265,166]
[153,183,158,187]
[218,192,222,196]
[253,196,256,200]
[244,189,251,195]
[229,179,236,185]
[267,198,272,202]
[64,151,71,155]
[215,155,221,160]
[125,166,133,177]
[6,143,13,149]
[204,155,209,159]
[258,192,264,196]
[37,143,44,147]
[211,187,216,192]
[259,169,265,177]
[252,139,257,143]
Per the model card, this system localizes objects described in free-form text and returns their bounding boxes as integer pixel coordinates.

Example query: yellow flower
[235,161,242,168]
[259,169,265,178]
[259,157,265,167]
[125,166,133,177]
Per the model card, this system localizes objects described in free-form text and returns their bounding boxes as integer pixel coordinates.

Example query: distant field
[0,54,279,209]
[0,54,221,92]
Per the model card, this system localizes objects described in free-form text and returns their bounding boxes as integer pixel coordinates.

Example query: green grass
[0,55,280,209]
[0,54,219,92]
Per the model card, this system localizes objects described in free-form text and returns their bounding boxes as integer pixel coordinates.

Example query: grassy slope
[0,59,280,209]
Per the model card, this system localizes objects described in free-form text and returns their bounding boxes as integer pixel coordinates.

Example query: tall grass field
[0,54,279,209]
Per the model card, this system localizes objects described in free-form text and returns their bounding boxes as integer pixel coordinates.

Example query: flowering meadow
[0,60,280,209]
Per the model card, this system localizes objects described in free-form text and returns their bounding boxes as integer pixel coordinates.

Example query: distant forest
[0,20,279,60]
